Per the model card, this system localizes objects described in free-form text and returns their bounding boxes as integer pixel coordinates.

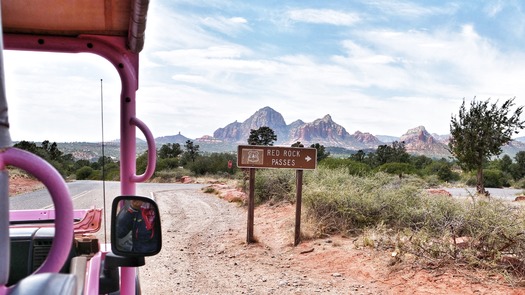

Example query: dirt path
[141,186,525,295]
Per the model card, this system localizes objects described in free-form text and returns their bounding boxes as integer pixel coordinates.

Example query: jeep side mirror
[111,196,162,257]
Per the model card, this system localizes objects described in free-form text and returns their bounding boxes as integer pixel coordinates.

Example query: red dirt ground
[209,182,525,295]
[253,203,525,294]
[9,174,43,196]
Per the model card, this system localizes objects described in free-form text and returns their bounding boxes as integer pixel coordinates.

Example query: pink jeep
[0,1,160,294]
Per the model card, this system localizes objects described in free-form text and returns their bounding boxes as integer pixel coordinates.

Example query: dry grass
[254,167,525,281]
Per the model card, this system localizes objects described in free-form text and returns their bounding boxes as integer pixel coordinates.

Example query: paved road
[444,187,524,200]
[9,180,205,210]
[10,180,206,243]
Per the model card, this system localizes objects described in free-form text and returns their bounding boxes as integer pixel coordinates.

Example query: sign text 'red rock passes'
[237,145,317,170]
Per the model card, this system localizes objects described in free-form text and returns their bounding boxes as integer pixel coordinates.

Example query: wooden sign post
[294,169,303,246]
[247,168,256,243]
[237,145,317,245]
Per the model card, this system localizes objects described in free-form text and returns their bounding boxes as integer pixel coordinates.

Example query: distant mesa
[195,135,222,143]
[399,126,450,158]
[375,135,399,143]
[154,106,525,158]
[155,132,190,145]
[212,106,386,150]
[56,106,525,160]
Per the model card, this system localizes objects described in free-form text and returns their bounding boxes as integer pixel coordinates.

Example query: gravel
[140,187,383,294]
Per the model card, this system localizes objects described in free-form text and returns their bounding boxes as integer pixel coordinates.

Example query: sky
[5,0,525,142]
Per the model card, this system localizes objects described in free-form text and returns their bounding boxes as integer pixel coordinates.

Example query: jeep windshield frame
[1,1,157,295]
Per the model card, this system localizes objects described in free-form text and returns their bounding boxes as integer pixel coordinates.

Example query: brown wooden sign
[237,145,317,170]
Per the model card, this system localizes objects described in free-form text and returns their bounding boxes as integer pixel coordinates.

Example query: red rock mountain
[213,107,288,143]
[128,107,525,158]
[399,126,450,157]
[213,107,380,149]
[198,107,522,157]
[288,114,351,146]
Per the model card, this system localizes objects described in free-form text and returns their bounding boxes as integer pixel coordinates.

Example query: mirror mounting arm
[99,253,145,294]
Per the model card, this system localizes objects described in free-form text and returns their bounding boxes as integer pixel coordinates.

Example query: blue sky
[5,0,525,142]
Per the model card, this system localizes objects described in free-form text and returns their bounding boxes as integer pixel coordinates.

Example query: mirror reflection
[111,196,161,256]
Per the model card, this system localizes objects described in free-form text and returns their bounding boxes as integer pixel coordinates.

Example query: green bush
[375,162,415,176]
[253,169,295,205]
[423,161,460,182]
[303,169,426,234]
[424,174,441,187]
[75,166,93,180]
[157,158,179,171]
[104,169,120,181]
[319,157,352,169]
[512,178,525,189]
[486,169,511,187]
[186,153,237,175]
[301,166,525,276]
[346,161,372,176]
[154,168,192,182]
[319,158,371,176]
[89,170,101,180]
[465,169,511,188]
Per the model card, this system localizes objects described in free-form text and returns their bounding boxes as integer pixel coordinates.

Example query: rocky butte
[213,107,383,150]
[207,106,525,158]
[57,106,525,160]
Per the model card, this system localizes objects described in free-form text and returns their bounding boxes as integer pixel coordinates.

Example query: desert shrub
[75,166,93,180]
[423,161,460,182]
[154,168,193,182]
[424,174,441,187]
[302,166,525,276]
[88,170,101,180]
[346,161,372,176]
[465,169,511,188]
[406,199,525,273]
[318,157,350,169]
[319,158,371,176]
[186,153,237,175]
[375,162,416,176]
[303,169,427,234]
[513,178,525,189]
[253,169,295,205]
[157,158,180,171]
[459,201,525,256]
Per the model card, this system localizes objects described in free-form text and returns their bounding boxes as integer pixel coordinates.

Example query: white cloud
[286,9,361,26]
[4,51,122,142]
[8,0,525,141]
[484,1,504,17]
[158,45,248,60]
[345,25,517,96]
[366,0,458,17]
[230,17,248,24]
[201,16,250,36]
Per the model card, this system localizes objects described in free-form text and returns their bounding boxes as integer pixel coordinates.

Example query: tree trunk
[476,167,489,196]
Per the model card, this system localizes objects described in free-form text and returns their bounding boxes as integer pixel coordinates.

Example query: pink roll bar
[4,33,157,192]
[4,32,156,295]
[130,117,156,182]
[1,148,73,274]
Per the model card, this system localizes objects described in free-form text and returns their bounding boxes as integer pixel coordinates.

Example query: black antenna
[100,78,107,246]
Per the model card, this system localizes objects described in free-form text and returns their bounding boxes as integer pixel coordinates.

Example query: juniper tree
[449,97,525,195]
[247,126,277,146]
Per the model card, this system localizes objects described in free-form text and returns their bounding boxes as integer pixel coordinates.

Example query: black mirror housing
[111,196,162,257]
